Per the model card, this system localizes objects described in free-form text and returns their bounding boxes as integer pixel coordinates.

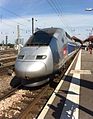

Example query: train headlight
[36,55,47,59]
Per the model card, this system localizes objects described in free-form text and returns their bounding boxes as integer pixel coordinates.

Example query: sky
[0,0,93,44]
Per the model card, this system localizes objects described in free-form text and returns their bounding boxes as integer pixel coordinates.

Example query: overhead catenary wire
[0,6,32,33]
[0,0,75,42]
[46,0,60,23]
[46,0,72,34]
[0,2,39,43]
[55,0,74,30]
[0,20,30,35]
[48,0,71,31]
[0,6,29,25]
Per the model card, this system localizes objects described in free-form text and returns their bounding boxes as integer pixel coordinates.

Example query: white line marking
[37,51,80,119]
[70,70,91,74]
[60,50,81,119]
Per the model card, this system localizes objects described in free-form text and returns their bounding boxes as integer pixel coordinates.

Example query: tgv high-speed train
[15,28,79,87]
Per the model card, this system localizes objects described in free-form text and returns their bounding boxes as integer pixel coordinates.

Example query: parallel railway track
[0,49,17,55]
[0,55,17,76]
[0,85,21,102]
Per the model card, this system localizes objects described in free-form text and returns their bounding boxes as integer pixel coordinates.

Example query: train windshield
[25,31,52,46]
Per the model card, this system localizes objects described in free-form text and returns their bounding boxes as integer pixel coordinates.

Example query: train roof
[39,28,72,40]
[39,27,64,36]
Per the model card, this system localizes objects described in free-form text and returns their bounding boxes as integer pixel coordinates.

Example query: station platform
[37,49,93,119]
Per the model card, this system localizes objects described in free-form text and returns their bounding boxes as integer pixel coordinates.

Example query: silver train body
[15,28,79,87]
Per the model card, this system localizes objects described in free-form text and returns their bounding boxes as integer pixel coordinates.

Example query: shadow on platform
[47,75,93,119]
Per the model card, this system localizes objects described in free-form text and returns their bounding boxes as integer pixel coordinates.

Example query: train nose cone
[15,61,47,78]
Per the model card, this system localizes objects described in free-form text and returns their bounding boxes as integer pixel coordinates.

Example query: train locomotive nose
[15,61,47,79]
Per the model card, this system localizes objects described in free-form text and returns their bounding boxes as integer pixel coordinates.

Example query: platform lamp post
[85,8,93,45]
[85,8,93,35]
[85,8,93,11]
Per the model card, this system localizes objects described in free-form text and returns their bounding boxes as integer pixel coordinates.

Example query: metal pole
[32,18,34,34]
[17,25,20,43]
[6,35,8,49]
[17,25,20,54]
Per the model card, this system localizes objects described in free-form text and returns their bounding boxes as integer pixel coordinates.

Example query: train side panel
[51,29,69,70]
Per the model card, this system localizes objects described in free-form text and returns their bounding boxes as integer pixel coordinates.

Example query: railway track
[0,55,17,61]
[0,52,77,119]
[0,60,68,119]
[0,49,17,55]
[17,54,75,119]
[18,85,51,119]
[0,85,21,101]
[0,83,55,119]
[0,49,17,76]
[0,56,16,65]
[17,68,67,119]
[0,49,17,65]
[0,64,15,76]
[0,55,17,76]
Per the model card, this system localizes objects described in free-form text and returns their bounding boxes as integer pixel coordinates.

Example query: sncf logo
[63,47,67,55]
